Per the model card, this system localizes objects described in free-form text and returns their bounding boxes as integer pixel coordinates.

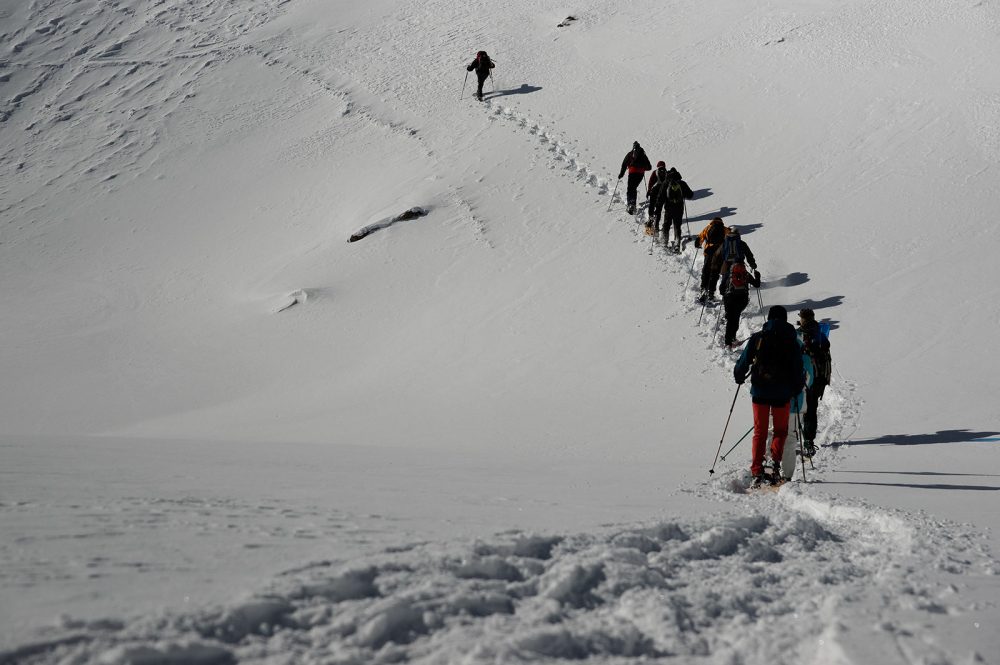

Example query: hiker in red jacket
[617,141,652,215]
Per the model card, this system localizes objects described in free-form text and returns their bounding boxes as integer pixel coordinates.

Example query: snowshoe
[750,474,767,489]
[803,441,816,458]
[626,204,636,215]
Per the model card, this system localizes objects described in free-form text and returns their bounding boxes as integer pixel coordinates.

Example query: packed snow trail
[3,486,994,664]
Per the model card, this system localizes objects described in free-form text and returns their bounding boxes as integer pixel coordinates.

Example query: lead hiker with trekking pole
[465,50,495,101]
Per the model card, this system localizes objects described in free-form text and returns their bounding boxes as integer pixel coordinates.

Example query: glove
[466,65,473,71]
[735,374,746,385]
[617,172,625,180]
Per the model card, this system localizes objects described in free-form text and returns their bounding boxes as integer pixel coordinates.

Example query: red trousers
[751,402,790,476]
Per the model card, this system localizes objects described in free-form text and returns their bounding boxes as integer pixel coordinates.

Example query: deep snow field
[2,0,1000,662]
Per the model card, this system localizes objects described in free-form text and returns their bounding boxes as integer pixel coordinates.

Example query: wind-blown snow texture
[2,0,999,662]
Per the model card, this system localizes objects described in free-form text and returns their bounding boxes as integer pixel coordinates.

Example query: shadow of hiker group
[819,429,1000,490]
[663,187,845,331]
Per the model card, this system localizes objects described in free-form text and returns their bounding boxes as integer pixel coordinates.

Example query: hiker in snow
[796,308,832,458]
[647,165,693,252]
[617,141,652,215]
[734,305,805,487]
[466,50,495,101]
[645,161,670,234]
[716,226,757,295]
[721,260,761,348]
[695,217,726,303]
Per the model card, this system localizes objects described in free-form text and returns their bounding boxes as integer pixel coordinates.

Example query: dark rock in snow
[349,206,428,242]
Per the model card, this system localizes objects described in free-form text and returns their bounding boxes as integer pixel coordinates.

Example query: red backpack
[729,262,750,290]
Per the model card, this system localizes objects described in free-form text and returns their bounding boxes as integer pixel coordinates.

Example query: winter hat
[726,226,740,235]
[633,141,641,149]
[767,305,788,322]
[799,308,816,323]
[656,160,666,168]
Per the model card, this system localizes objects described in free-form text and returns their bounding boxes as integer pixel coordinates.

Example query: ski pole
[719,425,754,462]
[607,179,621,211]
[684,248,698,295]
[460,71,469,99]
[709,383,742,475]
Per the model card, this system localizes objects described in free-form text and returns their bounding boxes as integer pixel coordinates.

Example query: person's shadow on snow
[761,272,810,289]
[782,295,845,312]
[484,84,542,99]
[687,206,737,224]
[829,429,1000,448]
[731,222,762,237]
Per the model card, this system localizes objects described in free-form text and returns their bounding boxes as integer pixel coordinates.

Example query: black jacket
[648,168,693,211]
[467,54,495,76]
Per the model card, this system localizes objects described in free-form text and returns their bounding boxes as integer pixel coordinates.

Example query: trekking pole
[698,297,709,325]
[607,179,622,211]
[719,425,754,462]
[490,71,496,93]
[684,249,698,296]
[684,200,691,239]
[460,71,469,99]
[709,383,742,475]
[713,300,725,338]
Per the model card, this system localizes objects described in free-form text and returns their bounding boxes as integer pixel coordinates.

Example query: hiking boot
[696,291,708,304]
[768,461,782,484]
[804,441,816,458]
[626,203,636,215]
[750,473,766,489]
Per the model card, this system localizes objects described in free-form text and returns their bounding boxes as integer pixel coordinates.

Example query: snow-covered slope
[2,0,999,662]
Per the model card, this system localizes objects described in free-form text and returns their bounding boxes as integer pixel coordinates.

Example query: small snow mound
[453,556,523,581]
[475,534,563,560]
[355,600,427,649]
[198,597,294,643]
[271,288,308,313]
[295,567,379,602]
[540,561,606,608]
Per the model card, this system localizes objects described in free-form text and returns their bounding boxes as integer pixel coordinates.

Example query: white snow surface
[2,0,999,662]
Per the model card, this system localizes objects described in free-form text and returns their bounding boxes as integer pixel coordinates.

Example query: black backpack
[802,326,832,387]
[666,178,685,202]
[751,328,797,388]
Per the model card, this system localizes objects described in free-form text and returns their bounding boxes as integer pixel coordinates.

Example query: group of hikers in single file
[463,53,834,489]
[608,137,834,488]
